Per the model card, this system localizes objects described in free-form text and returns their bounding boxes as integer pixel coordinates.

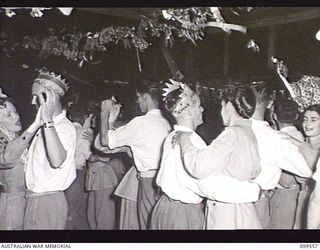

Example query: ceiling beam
[79,8,320,34]
[205,8,320,35]
[77,8,142,20]
[77,8,158,21]
[244,8,320,28]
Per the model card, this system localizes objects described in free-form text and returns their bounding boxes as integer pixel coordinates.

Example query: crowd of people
[0,62,320,230]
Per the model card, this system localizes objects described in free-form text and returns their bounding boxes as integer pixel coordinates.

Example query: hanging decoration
[247,39,260,52]
[3,7,254,67]
[136,48,142,71]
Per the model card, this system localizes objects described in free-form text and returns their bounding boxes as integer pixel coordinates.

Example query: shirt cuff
[313,171,320,183]
[108,130,116,149]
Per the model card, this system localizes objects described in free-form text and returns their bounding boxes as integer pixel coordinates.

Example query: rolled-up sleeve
[313,160,320,182]
[55,122,76,169]
[0,136,30,167]
[108,119,141,149]
[94,134,131,155]
[275,134,313,178]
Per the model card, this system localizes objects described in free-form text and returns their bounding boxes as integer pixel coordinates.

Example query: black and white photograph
[0,4,320,245]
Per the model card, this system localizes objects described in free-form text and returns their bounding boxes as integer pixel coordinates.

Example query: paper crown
[35,69,70,93]
[162,79,196,116]
[162,79,185,98]
[0,88,8,98]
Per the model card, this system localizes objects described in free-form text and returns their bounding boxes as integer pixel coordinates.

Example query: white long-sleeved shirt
[157,125,260,204]
[251,119,313,190]
[107,109,171,172]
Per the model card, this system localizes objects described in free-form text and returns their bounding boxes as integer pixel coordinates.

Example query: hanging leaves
[17,7,254,64]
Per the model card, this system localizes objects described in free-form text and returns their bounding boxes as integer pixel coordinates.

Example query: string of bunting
[21,62,284,100]
[7,7,256,67]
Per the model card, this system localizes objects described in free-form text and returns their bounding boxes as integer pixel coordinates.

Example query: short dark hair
[274,97,299,123]
[0,97,14,108]
[251,81,275,103]
[134,81,161,103]
[222,81,256,118]
[68,103,90,123]
[304,104,320,116]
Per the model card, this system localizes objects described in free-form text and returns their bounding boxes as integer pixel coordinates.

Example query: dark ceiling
[76,7,320,28]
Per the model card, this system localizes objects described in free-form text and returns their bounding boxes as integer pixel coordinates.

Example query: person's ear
[143,93,152,104]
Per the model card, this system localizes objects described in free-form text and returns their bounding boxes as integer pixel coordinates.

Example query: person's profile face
[31,82,46,108]
[136,92,147,113]
[303,110,320,138]
[0,100,22,132]
[190,94,204,128]
[220,100,230,126]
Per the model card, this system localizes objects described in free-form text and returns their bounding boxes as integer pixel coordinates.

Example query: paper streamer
[205,22,247,34]
[136,48,142,72]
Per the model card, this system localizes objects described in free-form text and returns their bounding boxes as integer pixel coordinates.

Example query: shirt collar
[146,109,161,116]
[73,122,82,128]
[53,110,67,124]
[250,118,270,127]
[280,126,297,133]
[173,125,194,133]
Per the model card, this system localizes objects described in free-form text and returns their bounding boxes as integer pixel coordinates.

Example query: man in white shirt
[98,83,171,229]
[250,81,313,229]
[23,70,76,229]
[269,97,304,229]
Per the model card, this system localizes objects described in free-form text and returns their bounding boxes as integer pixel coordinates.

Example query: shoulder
[56,117,76,135]
[124,115,146,127]
[222,126,239,137]
[73,122,83,133]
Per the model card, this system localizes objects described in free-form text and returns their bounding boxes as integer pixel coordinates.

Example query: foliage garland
[2,7,254,66]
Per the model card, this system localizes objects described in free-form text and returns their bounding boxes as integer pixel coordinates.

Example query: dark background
[1,7,320,142]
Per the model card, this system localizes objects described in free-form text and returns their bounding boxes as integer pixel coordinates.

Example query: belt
[260,190,272,198]
[0,184,26,193]
[206,199,231,207]
[276,185,300,191]
[137,169,158,178]
[25,190,62,198]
